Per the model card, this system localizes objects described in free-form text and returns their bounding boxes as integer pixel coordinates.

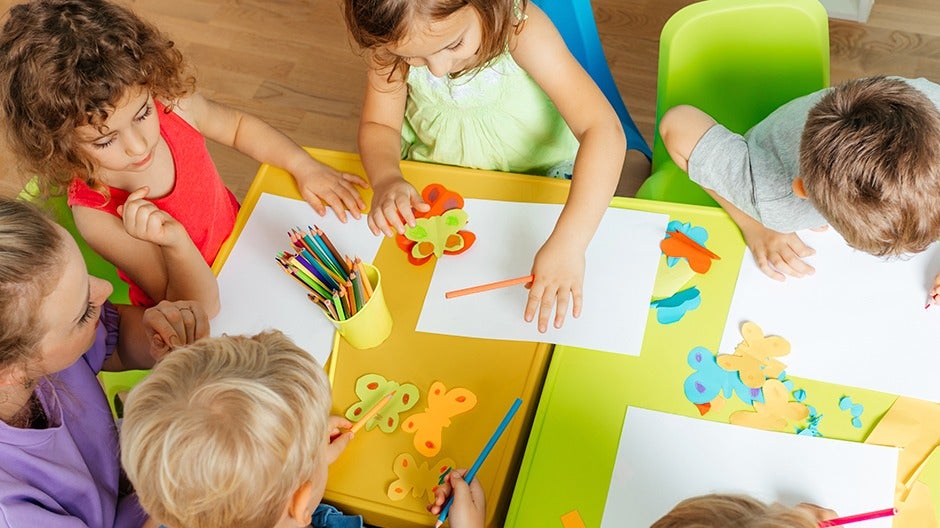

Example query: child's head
[651,493,829,528]
[0,0,194,195]
[799,76,940,256]
[344,0,526,80]
[0,197,113,384]
[120,331,332,528]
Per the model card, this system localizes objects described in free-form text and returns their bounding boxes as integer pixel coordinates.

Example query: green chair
[21,182,145,418]
[634,0,830,206]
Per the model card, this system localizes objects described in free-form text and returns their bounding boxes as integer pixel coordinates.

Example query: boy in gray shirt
[659,77,940,295]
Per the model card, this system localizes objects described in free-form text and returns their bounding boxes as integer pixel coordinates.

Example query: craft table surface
[504,195,937,527]
[213,148,572,528]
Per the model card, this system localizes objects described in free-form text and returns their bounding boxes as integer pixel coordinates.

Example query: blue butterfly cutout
[650,287,702,324]
[664,220,709,268]
[683,346,765,406]
[791,387,824,437]
[838,396,864,428]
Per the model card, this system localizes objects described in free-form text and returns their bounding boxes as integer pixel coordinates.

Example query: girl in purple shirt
[0,198,209,528]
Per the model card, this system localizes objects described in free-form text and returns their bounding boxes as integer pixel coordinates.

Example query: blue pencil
[435,398,523,528]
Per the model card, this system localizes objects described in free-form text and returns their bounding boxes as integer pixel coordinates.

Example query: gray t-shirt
[687,77,940,233]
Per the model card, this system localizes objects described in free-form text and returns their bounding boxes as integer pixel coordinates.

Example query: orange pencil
[344,280,357,316]
[349,391,396,434]
[445,274,535,299]
[356,258,374,299]
[667,230,721,260]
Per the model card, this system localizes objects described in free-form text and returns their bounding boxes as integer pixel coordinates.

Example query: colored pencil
[344,280,357,316]
[314,225,352,276]
[356,258,374,298]
[349,391,396,434]
[435,398,523,528]
[445,275,535,299]
[667,230,721,260]
[352,272,366,309]
[817,508,896,526]
[331,290,346,321]
[926,293,937,310]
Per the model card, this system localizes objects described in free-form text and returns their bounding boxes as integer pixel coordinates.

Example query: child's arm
[358,65,430,236]
[427,470,486,528]
[659,105,817,281]
[106,300,210,370]
[172,93,368,222]
[510,4,625,332]
[72,188,222,316]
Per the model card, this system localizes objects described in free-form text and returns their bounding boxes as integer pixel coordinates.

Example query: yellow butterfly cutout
[402,381,477,457]
[730,379,809,432]
[405,209,470,259]
[386,453,456,502]
[344,373,420,433]
[717,321,790,388]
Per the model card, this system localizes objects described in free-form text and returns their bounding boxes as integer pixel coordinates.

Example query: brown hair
[0,197,65,374]
[0,0,195,197]
[652,494,818,528]
[800,76,940,256]
[121,331,332,528]
[343,0,526,82]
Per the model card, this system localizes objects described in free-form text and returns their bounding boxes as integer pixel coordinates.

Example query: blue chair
[533,0,652,159]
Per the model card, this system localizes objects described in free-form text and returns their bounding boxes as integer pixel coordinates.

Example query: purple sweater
[0,303,147,527]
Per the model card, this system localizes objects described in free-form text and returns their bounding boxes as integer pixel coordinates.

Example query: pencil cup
[327,263,392,349]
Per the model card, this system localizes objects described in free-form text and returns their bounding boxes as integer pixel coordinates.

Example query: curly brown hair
[0,0,195,197]
[343,0,526,82]
[800,77,940,256]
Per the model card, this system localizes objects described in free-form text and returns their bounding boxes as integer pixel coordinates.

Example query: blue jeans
[311,503,363,528]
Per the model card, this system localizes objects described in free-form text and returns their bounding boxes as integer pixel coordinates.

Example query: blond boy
[120,331,356,528]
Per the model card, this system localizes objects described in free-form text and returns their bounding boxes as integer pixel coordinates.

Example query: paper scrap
[560,510,587,528]
[683,347,764,407]
[650,287,701,324]
[730,379,810,432]
[718,322,789,388]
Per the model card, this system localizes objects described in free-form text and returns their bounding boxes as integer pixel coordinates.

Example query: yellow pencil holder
[328,263,392,350]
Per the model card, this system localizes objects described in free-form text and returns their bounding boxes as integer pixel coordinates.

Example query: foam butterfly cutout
[683,346,764,414]
[730,379,810,432]
[402,381,477,457]
[659,224,720,274]
[663,221,710,268]
[717,322,790,388]
[344,374,419,433]
[386,453,456,502]
[650,286,701,324]
[838,395,864,428]
[395,183,476,266]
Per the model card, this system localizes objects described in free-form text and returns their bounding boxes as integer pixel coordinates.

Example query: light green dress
[401,52,579,178]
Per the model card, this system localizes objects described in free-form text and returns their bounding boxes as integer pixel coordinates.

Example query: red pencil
[817,507,896,527]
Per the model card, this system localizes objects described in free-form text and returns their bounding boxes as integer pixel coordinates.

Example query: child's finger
[367,213,381,236]
[395,195,417,228]
[553,290,570,329]
[382,203,405,235]
[523,280,545,323]
[127,186,150,202]
[537,287,557,334]
[342,172,370,189]
[410,193,430,213]
[322,192,349,224]
[334,186,364,220]
[571,286,583,319]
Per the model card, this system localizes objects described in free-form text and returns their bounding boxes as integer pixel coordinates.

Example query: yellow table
[213,148,573,528]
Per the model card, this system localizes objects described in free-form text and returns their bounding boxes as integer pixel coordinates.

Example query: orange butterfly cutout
[395,184,476,266]
[730,379,809,432]
[660,229,720,274]
[402,381,477,457]
[386,453,456,502]
[718,322,790,388]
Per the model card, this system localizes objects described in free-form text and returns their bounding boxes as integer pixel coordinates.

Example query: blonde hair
[343,0,526,82]
[0,0,195,198]
[800,77,940,256]
[0,197,65,374]
[120,331,332,528]
[652,494,819,528]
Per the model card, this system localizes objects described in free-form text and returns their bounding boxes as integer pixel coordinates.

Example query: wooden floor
[0,0,938,199]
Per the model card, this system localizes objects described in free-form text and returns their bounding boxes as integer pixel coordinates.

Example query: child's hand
[326,415,354,464]
[367,178,430,237]
[427,470,485,528]
[142,300,209,360]
[117,187,188,248]
[794,503,838,521]
[292,158,368,223]
[740,222,816,281]
[524,239,585,333]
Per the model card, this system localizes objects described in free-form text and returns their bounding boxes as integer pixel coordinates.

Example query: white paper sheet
[720,229,940,401]
[212,193,382,364]
[602,408,898,528]
[415,199,669,355]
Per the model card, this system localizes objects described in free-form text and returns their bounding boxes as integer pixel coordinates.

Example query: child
[343,0,627,332]
[0,197,208,527]
[120,330,486,528]
[0,0,369,316]
[658,76,940,284]
[651,493,837,527]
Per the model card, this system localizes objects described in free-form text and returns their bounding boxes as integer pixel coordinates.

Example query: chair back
[636,0,830,205]
[533,0,652,158]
